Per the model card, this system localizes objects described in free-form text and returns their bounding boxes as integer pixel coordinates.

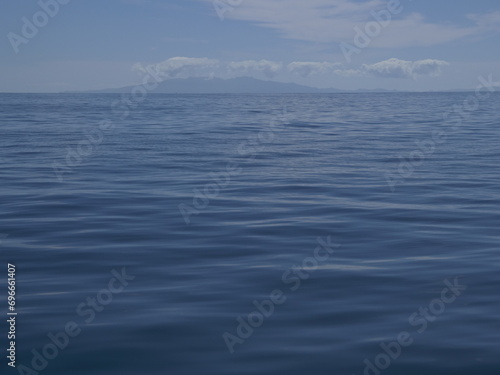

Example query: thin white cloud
[411,59,450,77]
[134,57,282,80]
[362,58,449,79]
[133,57,220,79]
[288,62,342,77]
[467,11,500,31]
[197,0,500,48]
[133,57,449,81]
[156,57,219,78]
[228,59,282,78]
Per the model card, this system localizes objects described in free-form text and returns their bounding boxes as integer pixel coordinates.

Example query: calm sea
[0,93,499,375]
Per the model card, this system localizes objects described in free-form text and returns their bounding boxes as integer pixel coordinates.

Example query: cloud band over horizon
[133,57,450,82]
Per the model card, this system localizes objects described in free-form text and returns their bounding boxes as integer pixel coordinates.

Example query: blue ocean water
[0,93,499,375]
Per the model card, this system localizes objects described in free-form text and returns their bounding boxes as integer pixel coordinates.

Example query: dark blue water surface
[0,93,499,375]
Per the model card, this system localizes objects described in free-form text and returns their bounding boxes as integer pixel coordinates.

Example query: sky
[1,0,500,92]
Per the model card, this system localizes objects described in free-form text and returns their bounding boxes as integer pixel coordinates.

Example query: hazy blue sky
[1,0,499,92]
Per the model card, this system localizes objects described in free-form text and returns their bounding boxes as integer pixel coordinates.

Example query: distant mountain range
[74,77,398,94]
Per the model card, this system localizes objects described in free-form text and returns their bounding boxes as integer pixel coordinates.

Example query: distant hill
[75,77,348,94]
[26,77,486,94]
